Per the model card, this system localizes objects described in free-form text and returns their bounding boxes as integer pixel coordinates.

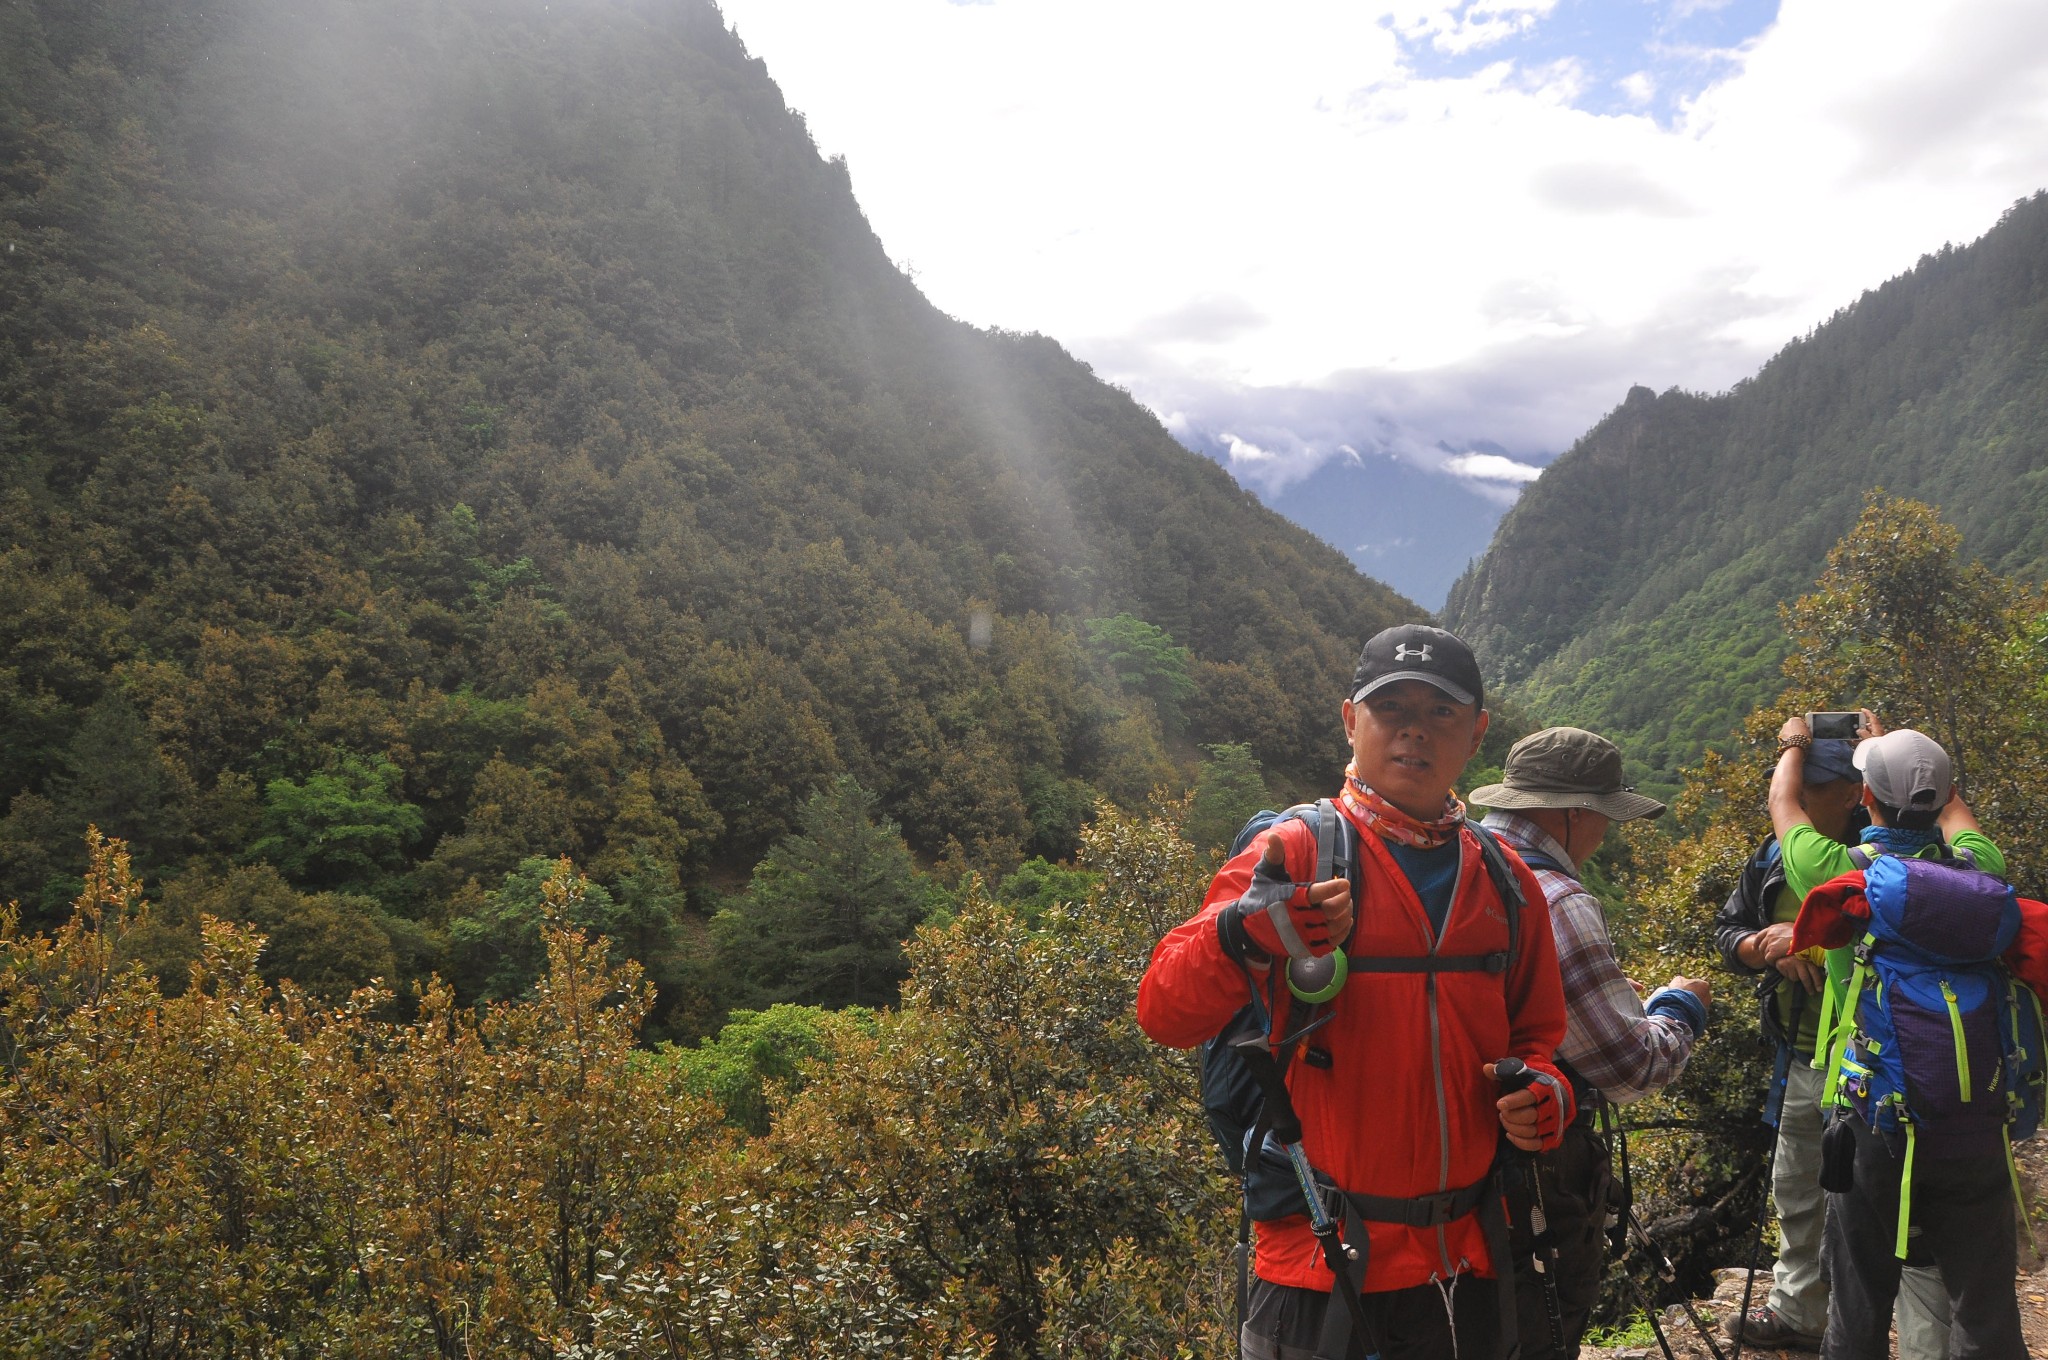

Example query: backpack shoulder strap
[1848,846,1875,870]
[1313,798,1362,943]
[1466,820,1524,972]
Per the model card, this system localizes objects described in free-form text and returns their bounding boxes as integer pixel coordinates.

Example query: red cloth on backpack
[1793,870,2048,997]
[2000,898,2048,996]
[1789,869,1872,953]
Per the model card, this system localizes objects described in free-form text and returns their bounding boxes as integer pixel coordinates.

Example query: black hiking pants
[1242,1273,1502,1360]
[1821,1115,2027,1360]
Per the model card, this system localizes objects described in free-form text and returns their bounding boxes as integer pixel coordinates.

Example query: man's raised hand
[1262,833,1355,947]
[1223,833,1353,960]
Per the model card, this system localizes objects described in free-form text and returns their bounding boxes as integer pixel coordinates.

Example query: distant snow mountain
[1175,432,1554,611]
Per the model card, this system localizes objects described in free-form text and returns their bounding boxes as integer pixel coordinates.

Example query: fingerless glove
[1217,849,1333,962]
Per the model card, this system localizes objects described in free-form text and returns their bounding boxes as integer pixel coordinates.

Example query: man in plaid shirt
[1473,727,1711,1360]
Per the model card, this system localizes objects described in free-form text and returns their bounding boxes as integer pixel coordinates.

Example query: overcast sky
[714,0,2048,602]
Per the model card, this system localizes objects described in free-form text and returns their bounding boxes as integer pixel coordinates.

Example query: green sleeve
[1780,823,1857,901]
[1950,828,2006,877]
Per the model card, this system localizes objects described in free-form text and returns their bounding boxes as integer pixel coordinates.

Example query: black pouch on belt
[1818,1112,1856,1193]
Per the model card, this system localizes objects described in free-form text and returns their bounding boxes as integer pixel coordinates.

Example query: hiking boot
[1722,1303,1823,1352]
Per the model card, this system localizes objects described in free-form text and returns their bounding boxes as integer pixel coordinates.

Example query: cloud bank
[714,0,2048,601]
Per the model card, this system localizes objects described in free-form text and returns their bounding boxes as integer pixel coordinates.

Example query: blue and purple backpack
[1821,846,2047,1256]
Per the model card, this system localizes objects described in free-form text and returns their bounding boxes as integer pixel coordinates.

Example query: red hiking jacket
[1137,810,1571,1293]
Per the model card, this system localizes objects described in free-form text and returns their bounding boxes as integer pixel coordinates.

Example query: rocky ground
[1582,1139,2048,1359]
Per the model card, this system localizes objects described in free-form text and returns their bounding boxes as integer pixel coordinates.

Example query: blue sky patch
[1391,0,1782,124]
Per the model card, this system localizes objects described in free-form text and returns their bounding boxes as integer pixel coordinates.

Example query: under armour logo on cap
[1351,624,1483,708]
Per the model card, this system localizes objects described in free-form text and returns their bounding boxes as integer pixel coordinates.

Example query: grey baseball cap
[1469,726,1666,822]
[1853,729,1952,812]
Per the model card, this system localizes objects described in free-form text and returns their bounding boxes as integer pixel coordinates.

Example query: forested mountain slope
[0,0,1413,1019]
[1445,193,2048,784]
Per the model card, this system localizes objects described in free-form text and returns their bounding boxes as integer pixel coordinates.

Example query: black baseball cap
[1350,624,1484,709]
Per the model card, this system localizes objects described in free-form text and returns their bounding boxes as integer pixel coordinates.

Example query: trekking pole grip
[1493,1055,1537,1094]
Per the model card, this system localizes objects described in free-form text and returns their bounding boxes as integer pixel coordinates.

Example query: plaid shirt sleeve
[1545,876,1696,1105]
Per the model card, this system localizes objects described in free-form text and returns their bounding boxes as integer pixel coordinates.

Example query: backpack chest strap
[1347,952,1512,975]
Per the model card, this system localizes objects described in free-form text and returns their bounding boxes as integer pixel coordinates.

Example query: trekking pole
[1588,1102,1678,1360]
[1612,1093,1732,1360]
[1733,986,1800,1360]
[1611,1247,1681,1360]
[1227,1020,1377,1346]
[1732,1089,1784,1360]
[1493,1057,1568,1356]
[1621,1203,1731,1360]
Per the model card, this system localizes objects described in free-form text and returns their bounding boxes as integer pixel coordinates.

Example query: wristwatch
[1778,733,1811,752]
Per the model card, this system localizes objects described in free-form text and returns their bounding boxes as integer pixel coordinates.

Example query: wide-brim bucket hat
[1469,726,1666,822]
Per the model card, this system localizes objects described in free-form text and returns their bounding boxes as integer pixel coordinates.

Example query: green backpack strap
[1810,849,1880,1073]
[1894,1122,1917,1260]
[1938,978,1972,1104]
[1811,977,1840,1073]
[1821,932,1877,1105]
[2006,1125,2037,1258]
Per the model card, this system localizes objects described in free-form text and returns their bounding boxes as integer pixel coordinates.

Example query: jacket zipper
[1427,832,1465,1275]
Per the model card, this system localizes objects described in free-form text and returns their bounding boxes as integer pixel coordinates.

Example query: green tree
[711,776,942,1011]
[447,855,637,1003]
[155,863,432,1005]
[648,1003,875,1135]
[47,689,189,876]
[992,855,1097,928]
[248,752,426,899]
[1017,767,1100,862]
[1084,613,1197,730]
[0,792,76,930]
[1185,742,1273,855]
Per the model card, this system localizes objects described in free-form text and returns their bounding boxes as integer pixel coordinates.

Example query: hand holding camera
[1780,706,1882,751]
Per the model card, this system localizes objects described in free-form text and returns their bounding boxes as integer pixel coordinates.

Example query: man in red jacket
[1138,624,1573,1360]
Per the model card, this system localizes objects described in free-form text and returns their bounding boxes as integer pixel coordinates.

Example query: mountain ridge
[1445,191,2048,783]
[0,0,1417,1025]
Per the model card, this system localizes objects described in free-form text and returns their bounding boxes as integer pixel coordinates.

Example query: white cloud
[1391,0,1563,57]
[1217,430,1329,491]
[1529,161,1695,216]
[1220,433,1279,466]
[715,0,2048,496]
[1444,452,1545,483]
